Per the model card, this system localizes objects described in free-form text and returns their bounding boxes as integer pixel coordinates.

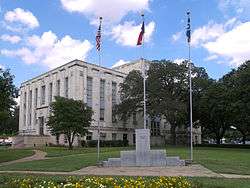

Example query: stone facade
[17,59,201,147]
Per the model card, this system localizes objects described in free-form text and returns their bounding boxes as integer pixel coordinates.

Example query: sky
[1,0,250,87]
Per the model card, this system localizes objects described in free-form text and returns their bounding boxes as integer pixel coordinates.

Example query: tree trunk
[242,134,246,145]
[67,134,73,150]
[170,125,177,145]
[216,136,221,144]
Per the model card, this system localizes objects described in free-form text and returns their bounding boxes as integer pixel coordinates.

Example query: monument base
[103,129,185,167]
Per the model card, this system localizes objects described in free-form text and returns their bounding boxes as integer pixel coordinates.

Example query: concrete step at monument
[166,156,185,166]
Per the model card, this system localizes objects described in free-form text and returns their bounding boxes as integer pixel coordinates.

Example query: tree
[115,70,144,123]
[0,68,18,135]
[147,60,188,145]
[199,81,231,144]
[115,59,211,145]
[222,61,250,144]
[47,96,93,149]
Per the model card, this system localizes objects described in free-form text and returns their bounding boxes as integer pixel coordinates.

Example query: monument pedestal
[103,129,185,167]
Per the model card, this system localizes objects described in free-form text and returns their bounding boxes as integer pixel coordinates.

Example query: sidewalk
[0,164,224,177]
[0,150,47,167]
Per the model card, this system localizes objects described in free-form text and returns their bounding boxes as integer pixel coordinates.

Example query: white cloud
[203,22,250,66]
[190,18,239,48]
[112,59,130,68]
[0,64,4,69]
[0,34,21,44]
[1,31,93,69]
[204,55,218,61]
[191,21,225,47]
[4,8,39,29]
[172,31,182,42]
[173,58,185,65]
[60,0,150,24]
[111,21,155,47]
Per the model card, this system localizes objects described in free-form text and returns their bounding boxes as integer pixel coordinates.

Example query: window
[151,121,160,136]
[41,85,46,105]
[65,77,69,98]
[23,92,27,126]
[39,116,44,135]
[28,90,32,126]
[56,134,60,144]
[100,79,105,121]
[49,83,53,103]
[112,133,117,141]
[112,82,117,105]
[29,90,32,110]
[64,135,68,143]
[56,80,60,96]
[35,88,38,108]
[100,132,106,140]
[34,112,37,124]
[132,112,137,125]
[112,82,117,122]
[87,77,93,107]
[86,132,92,140]
[123,134,128,141]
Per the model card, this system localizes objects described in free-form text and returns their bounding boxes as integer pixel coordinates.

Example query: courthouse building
[14,59,201,148]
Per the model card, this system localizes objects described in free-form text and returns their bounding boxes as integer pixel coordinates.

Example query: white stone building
[15,59,201,148]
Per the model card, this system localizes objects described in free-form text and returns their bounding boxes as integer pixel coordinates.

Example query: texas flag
[137,21,145,46]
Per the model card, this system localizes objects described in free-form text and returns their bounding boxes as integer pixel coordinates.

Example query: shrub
[85,140,129,147]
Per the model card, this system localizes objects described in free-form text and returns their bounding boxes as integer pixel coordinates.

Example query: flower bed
[7,176,192,188]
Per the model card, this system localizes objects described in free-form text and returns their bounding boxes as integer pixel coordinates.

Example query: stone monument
[103,129,185,167]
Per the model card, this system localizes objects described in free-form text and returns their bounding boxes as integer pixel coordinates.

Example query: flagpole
[97,16,102,164]
[187,11,193,162]
[141,13,147,130]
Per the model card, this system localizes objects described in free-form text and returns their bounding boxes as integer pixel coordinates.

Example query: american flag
[96,17,102,51]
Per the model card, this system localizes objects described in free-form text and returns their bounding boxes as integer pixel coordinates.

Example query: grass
[190,177,250,188]
[0,148,34,163]
[0,174,250,188]
[193,147,250,175]
[40,146,133,157]
[0,146,249,175]
[0,151,120,172]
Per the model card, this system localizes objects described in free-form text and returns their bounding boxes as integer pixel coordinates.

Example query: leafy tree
[147,60,188,145]
[115,70,144,123]
[199,81,232,144]
[222,61,250,144]
[47,96,93,149]
[0,68,18,135]
[116,59,211,145]
[1,106,19,135]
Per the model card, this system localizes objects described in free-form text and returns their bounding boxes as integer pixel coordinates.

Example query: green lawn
[0,151,120,172]
[0,146,249,175]
[0,174,250,188]
[0,148,34,163]
[40,146,133,157]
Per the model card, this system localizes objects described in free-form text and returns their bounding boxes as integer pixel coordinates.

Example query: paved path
[74,164,222,177]
[0,164,222,178]
[0,150,47,167]
[220,174,250,179]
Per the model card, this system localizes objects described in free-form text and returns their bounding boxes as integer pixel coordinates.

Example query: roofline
[112,58,151,69]
[21,59,127,86]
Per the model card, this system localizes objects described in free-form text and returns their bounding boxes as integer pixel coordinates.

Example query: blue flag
[186,12,191,43]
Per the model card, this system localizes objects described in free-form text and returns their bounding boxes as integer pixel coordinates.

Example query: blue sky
[1,0,250,87]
